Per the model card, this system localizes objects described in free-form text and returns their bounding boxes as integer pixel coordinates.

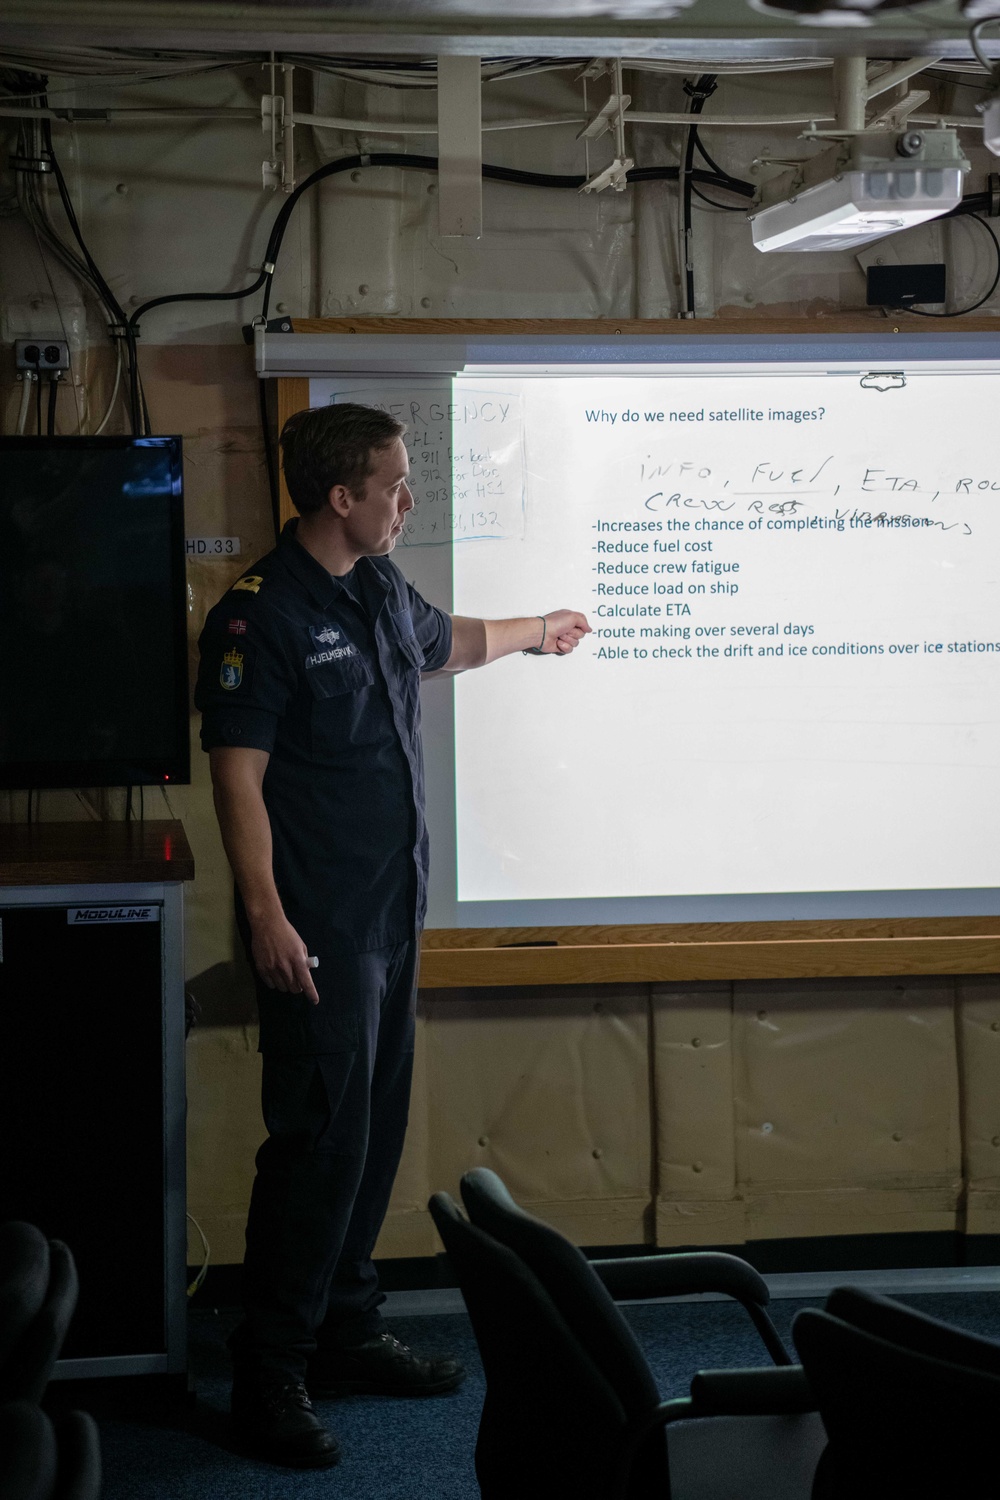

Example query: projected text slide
[453,373,1000,903]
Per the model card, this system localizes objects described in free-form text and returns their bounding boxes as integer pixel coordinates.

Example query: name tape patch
[306,644,356,669]
[68,906,161,924]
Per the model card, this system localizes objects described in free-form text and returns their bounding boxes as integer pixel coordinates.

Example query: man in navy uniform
[195,403,590,1468]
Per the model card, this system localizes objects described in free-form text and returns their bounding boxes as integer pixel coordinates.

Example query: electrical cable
[41,119,146,432]
[9,95,142,436]
[0,54,251,102]
[15,373,33,434]
[34,375,42,436]
[905,213,1000,317]
[689,182,748,212]
[46,375,57,436]
[693,131,734,185]
[970,18,1000,79]
[687,130,753,213]
[126,152,753,338]
[93,342,123,434]
[680,76,719,319]
[186,1213,211,1298]
[23,189,83,432]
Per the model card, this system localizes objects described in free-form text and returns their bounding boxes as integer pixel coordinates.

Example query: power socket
[15,338,70,372]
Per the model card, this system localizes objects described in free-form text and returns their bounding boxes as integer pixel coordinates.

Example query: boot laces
[261,1380,313,1417]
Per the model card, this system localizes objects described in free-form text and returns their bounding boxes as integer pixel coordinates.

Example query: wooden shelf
[0,821,195,887]
[419,919,1000,988]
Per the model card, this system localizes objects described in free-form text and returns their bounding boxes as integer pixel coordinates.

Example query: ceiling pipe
[833,54,867,133]
[865,55,943,102]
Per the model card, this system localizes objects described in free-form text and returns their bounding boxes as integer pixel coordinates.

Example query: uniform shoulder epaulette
[230,573,265,595]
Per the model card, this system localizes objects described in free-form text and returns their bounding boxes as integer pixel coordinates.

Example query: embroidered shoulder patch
[232,575,263,595]
[220,648,244,690]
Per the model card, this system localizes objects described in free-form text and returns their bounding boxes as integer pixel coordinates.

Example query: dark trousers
[233,939,419,1382]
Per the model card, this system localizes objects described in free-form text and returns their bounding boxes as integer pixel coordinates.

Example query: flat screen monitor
[0,435,189,789]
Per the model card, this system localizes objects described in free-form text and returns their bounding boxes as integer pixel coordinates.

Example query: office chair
[793,1292,1000,1500]
[460,1168,790,1365]
[0,1400,57,1500]
[0,1401,101,1500]
[0,1222,50,1374]
[429,1176,825,1500]
[0,1231,79,1405]
[826,1283,1000,1374]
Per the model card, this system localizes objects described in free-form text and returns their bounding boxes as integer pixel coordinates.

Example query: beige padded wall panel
[419,986,652,1246]
[186,1026,265,1267]
[957,975,1000,1236]
[652,986,746,1247]
[653,977,964,1247]
[141,346,274,989]
[733,978,962,1240]
[374,1009,440,1258]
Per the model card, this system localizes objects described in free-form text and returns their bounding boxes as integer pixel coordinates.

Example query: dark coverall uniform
[194,519,453,1381]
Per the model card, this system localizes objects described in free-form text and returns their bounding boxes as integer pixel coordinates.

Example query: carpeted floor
[96,1291,1000,1499]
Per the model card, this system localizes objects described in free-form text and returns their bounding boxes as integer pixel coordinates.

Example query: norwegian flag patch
[228,619,248,635]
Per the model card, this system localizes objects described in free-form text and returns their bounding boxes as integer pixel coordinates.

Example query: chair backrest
[430,1191,668,1500]
[0,1223,50,1370]
[53,1410,102,1500]
[460,1169,662,1416]
[792,1306,1000,1500]
[826,1284,1000,1377]
[0,1400,58,1500]
[0,1240,79,1405]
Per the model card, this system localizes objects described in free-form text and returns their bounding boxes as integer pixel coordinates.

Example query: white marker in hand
[306,956,319,969]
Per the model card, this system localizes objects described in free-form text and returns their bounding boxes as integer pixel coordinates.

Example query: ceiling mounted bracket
[579,59,633,195]
[437,54,482,238]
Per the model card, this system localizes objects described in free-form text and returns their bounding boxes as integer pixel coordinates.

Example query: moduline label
[67,906,161,924]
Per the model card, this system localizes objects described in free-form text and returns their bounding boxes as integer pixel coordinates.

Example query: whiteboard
[310,335,1000,928]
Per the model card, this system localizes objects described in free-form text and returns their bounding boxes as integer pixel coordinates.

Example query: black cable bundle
[42,121,148,431]
[7,71,148,434]
[680,76,719,317]
[127,149,754,336]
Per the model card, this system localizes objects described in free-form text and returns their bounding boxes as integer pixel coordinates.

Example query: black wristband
[523,616,546,656]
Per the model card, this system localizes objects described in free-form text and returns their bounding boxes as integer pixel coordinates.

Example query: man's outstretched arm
[440,610,591,672]
[208,745,320,1004]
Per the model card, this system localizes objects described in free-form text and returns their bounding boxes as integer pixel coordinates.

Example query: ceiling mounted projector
[750,129,969,253]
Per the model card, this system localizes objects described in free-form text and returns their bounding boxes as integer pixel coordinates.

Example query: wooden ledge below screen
[0,819,195,886]
[419,918,1000,987]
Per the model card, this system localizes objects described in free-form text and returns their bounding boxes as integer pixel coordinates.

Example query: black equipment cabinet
[0,822,194,1379]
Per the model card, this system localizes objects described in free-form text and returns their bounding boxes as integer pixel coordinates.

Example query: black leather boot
[307,1332,465,1398]
[231,1374,340,1468]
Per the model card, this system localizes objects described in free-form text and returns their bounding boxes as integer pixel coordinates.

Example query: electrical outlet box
[15,338,70,372]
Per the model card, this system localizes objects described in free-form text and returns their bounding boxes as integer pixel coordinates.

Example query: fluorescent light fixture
[751,130,969,254]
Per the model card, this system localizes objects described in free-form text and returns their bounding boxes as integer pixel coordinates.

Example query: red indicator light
[164,836,172,861]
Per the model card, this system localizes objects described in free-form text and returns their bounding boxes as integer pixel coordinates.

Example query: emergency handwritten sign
[309,380,525,548]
